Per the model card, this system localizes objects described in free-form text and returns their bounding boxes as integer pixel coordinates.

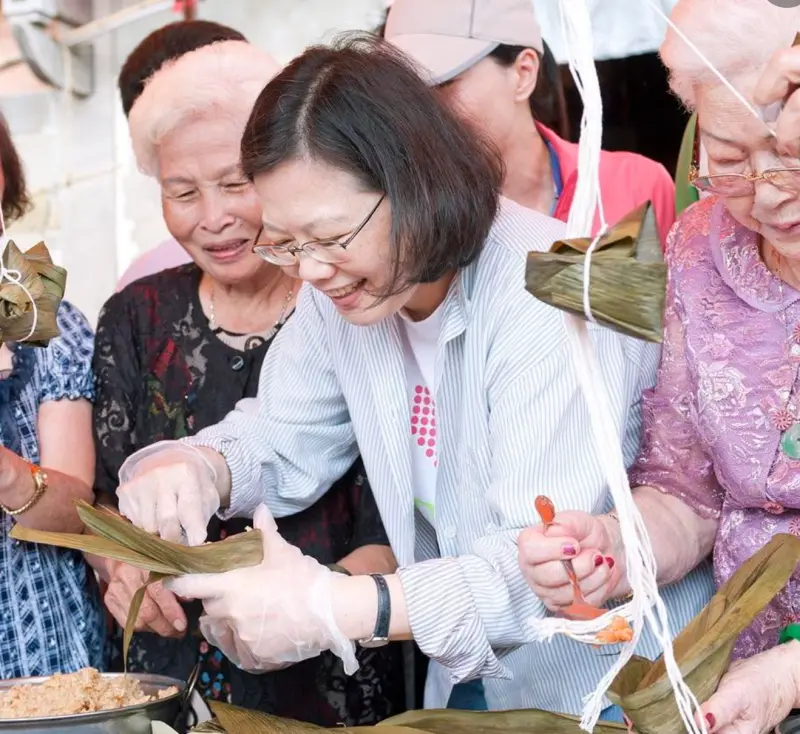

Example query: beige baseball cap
[385,0,544,85]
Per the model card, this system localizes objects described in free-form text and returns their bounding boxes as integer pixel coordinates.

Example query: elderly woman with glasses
[92,31,403,725]
[519,2,800,732]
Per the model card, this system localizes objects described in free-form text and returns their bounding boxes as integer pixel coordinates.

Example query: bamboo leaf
[9,524,178,574]
[11,500,263,577]
[607,534,800,734]
[123,571,169,671]
[526,201,665,343]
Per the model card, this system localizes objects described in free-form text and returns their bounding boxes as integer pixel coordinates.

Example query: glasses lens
[692,175,754,197]
[306,241,348,264]
[764,169,800,194]
[255,246,296,266]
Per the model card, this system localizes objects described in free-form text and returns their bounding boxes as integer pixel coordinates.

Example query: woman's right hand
[116,442,223,545]
[517,511,623,612]
[104,560,187,639]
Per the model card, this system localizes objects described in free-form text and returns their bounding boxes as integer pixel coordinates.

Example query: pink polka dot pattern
[410,385,437,467]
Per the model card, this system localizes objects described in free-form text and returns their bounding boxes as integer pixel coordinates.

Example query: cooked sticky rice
[0,668,178,718]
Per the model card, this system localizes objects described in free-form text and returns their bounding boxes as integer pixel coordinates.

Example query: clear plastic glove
[700,641,800,734]
[104,560,187,638]
[166,504,358,675]
[517,510,621,612]
[117,441,220,545]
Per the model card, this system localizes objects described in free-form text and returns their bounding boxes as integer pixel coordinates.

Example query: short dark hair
[118,20,246,117]
[240,36,504,296]
[489,42,570,140]
[0,114,31,223]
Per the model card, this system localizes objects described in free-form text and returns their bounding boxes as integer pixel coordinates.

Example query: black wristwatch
[357,574,391,648]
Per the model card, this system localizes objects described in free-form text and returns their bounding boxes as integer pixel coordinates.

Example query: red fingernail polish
[605,556,616,569]
[594,555,604,567]
[563,544,577,557]
[705,713,716,729]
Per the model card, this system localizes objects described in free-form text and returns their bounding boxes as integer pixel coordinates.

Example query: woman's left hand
[166,504,359,674]
[700,641,800,734]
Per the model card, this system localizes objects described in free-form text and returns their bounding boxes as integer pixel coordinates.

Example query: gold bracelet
[0,463,48,517]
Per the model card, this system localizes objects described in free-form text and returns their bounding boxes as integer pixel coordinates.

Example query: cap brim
[390,34,498,86]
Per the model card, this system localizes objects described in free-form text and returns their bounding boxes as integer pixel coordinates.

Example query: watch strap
[358,573,391,647]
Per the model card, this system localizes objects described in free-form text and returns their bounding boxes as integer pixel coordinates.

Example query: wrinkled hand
[755,45,800,159]
[117,442,220,545]
[166,505,358,675]
[104,561,187,638]
[517,511,621,613]
[700,641,800,734]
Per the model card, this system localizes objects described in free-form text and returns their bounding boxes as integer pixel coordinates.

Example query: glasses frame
[688,117,800,196]
[253,195,386,266]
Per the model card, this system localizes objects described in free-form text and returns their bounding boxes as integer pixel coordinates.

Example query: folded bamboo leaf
[209,701,429,733]
[74,501,263,574]
[9,525,177,574]
[0,240,66,348]
[124,571,168,670]
[525,202,665,343]
[379,708,627,733]
[11,500,264,672]
[10,501,264,575]
[607,534,800,734]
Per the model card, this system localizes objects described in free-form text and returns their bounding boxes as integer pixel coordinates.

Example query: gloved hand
[517,510,621,612]
[700,641,800,734]
[166,504,358,675]
[117,441,221,546]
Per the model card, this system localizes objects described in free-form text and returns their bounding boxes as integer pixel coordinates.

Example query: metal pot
[0,673,185,734]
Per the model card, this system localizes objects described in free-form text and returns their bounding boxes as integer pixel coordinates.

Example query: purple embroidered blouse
[630,196,800,660]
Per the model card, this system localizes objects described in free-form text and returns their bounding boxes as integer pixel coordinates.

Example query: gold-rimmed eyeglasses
[252,195,385,267]
[690,166,800,197]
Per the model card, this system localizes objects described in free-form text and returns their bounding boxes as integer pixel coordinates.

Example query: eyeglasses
[253,195,385,267]
[691,167,800,197]
[688,117,800,197]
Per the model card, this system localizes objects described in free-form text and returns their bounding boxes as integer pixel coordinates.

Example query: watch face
[358,637,390,649]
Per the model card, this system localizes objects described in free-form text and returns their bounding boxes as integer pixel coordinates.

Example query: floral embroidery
[630,198,800,661]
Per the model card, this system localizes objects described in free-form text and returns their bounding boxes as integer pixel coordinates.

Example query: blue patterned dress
[0,301,106,677]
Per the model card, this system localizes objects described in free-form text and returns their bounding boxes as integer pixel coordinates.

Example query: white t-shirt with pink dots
[398,305,443,528]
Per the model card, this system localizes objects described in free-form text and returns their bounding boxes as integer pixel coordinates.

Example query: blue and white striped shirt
[186,199,714,714]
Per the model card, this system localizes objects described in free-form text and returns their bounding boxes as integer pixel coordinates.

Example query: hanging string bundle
[526,1,705,731]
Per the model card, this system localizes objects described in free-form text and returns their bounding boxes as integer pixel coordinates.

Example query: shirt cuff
[397,557,510,684]
[181,430,262,520]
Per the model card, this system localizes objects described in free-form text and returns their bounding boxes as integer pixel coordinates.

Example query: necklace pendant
[781,423,800,459]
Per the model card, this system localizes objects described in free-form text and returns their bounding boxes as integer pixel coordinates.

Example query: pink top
[539,124,677,248]
[116,239,191,292]
[630,196,800,660]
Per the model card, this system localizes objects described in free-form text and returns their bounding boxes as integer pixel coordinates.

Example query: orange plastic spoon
[534,495,606,621]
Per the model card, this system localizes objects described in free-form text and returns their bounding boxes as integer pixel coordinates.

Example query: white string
[581,230,606,324]
[0,207,38,343]
[642,0,776,136]
[527,1,705,731]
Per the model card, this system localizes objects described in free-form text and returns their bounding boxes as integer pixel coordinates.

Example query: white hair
[661,0,800,110]
[127,40,281,177]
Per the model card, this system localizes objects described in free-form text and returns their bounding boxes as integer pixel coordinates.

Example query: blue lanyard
[545,139,563,216]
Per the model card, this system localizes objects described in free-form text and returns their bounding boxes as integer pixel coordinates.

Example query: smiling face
[253,157,450,326]
[696,74,800,257]
[157,116,266,286]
